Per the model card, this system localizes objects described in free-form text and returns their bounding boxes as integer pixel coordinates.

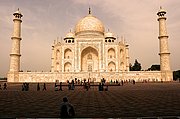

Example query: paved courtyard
[0,82,180,118]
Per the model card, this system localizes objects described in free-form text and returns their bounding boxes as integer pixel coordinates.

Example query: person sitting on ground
[60,97,75,118]
[105,85,108,91]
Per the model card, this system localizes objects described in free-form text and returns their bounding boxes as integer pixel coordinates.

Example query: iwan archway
[81,46,99,72]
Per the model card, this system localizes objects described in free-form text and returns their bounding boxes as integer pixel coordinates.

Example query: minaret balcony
[158,35,169,39]
[11,36,22,40]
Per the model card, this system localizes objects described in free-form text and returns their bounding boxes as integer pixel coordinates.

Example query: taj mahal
[7,7,173,82]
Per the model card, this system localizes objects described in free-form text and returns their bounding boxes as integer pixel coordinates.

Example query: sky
[0,0,180,77]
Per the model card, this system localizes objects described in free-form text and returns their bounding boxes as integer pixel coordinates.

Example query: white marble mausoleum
[7,8,173,82]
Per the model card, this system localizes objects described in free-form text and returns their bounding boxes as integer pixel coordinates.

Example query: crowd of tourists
[22,82,29,91]
[0,78,138,92]
[0,82,7,90]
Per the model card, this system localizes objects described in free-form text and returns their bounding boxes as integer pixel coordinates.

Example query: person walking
[42,83,46,91]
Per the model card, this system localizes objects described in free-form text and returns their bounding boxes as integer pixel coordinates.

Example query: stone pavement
[0,82,180,118]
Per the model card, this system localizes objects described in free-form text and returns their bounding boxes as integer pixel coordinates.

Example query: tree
[147,65,160,71]
[173,70,180,81]
[130,59,141,71]
[129,63,133,71]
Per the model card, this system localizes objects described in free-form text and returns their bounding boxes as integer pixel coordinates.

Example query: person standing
[3,83,7,90]
[55,83,58,91]
[59,82,63,91]
[132,80,136,85]
[37,83,40,91]
[121,80,124,86]
[60,97,75,118]
[71,80,75,90]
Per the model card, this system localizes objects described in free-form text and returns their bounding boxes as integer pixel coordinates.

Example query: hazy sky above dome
[0,0,180,77]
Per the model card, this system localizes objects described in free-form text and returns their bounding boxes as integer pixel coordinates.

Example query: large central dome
[75,14,105,35]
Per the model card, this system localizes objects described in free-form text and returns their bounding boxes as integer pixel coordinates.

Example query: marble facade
[7,8,173,82]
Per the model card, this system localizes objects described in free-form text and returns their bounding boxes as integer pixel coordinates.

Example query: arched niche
[108,48,115,58]
[56,62,60,71]
[81,46,98,72]
[108,61,116,72]
[64,48,72,59]
[120,49,124,59]
[64,62,72,72]
[56,49,60,60]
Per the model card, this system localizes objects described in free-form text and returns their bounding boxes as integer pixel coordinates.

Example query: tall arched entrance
[81,46,99,72]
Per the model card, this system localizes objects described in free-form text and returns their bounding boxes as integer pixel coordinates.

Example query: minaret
[51,40,56,72]
[125,44,130,71]
[157,7,172,81]
[8,9,23,82]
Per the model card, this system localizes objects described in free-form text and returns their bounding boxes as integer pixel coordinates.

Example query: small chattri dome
[157,6,166,16]
[13,8,23,17]
[65,31,75,38]
[74,14,105,35]
[105,31,115,38]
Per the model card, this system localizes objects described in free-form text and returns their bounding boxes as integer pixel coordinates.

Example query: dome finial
[89,7,91,14]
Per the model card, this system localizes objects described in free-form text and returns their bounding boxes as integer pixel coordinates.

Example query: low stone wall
[7,71,171,82]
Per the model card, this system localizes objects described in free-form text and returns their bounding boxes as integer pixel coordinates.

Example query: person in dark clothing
[59,82,63,91]
[43,83,46,91]
[68,82,71,90]
[26,83,29,91]
[3,83,7,90]
[99,83,103,91]
[85,82,88,91]
[71,80,75,90]
[0,84,2,90]
[132,80,136,85]
[60,97,75,118]
[60,104,69,117]
[37,83,40,91]
[55,83,58,91]
[22,83,25,91]
[121,80,124,86]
